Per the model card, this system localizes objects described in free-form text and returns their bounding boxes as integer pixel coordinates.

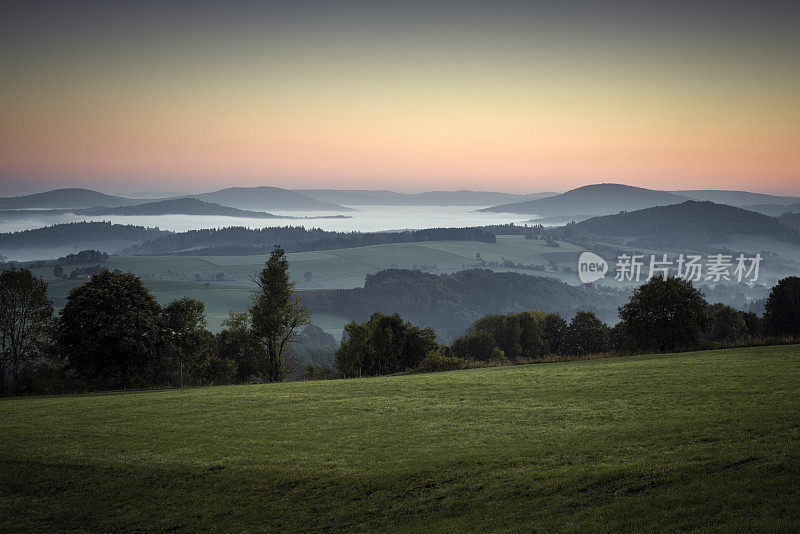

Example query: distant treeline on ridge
[122,226,497,255]
[0,221,169,248]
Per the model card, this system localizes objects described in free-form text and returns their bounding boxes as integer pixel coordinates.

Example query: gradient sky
[1,0,799,195]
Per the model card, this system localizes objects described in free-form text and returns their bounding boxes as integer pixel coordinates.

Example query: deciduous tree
[618,277,709,352]
[58,270,164,389]
[0,269,54,395]
[764,276,800,337]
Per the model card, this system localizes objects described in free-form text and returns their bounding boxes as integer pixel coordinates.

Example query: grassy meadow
[2,345,799,532]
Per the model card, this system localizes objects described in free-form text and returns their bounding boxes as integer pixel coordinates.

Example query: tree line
[122,226,497,255]
[336,276,800,376]
[2,251,799,394]
[0,221,168,248]
[0,247,319,396]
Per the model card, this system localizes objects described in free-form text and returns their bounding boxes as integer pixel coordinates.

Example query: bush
[489,347,509,365]
[416,350,466,373]
[199,356,237,385]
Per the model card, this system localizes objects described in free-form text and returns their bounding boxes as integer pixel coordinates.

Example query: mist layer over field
[0,205,534,234]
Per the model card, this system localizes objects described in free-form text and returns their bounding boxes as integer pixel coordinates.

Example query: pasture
[2,345,798,532]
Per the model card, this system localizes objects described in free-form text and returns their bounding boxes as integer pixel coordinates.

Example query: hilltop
[481,184,688,216]
[0,188,138,210]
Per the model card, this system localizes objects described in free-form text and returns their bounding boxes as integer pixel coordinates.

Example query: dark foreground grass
[2,346,799,532]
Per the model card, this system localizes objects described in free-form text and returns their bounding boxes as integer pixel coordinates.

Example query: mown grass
[2,345,799,532]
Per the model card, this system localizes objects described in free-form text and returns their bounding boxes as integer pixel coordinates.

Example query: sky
[1,0,799,195]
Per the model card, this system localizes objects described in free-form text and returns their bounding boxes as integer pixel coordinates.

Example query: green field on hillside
[28,236,592,334]
[30,236,589,289]
[2,345,798,532]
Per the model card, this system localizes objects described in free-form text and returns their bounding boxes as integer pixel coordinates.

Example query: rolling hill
[0,221,171,259]
[567,200,800,244]
[0,188,139,210]
[303,268,624,340]
[674,190,800,206]
[2,346,798,532]
[481,184,689,216]
[297,189,556,206]
[193,186,353,212]
[78,198,282,218]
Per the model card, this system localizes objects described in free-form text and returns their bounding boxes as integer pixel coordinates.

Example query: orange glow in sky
[1,2,798,194]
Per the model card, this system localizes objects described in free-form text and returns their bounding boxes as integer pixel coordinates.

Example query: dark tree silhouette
[618,277,709,352]
[0,269,54,395]
[250,246,310,382]
[58,270,164,389]
[764,276,800,337]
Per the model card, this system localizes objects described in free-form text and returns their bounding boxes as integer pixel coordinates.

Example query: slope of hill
[674,190,800,206]
[0,188,139,210]
[778,212,800,231]
[481,184,688,216]
[297,189,556,206]
[2,345,797,532]
[78,198,281,218]
[744,203,800,217]
[567,201,800,244]
[0,221,171,259]
[0,221,170,248]
[193,186,353,212]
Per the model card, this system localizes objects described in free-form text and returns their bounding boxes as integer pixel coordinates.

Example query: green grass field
[2,345,798,532]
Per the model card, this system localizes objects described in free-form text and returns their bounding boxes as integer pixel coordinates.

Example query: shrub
[416,349,466,373]
[199,356,237,385]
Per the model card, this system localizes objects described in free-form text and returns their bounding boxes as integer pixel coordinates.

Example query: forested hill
[480,183,688,216]
[78,198,281,218]
[303,269,626,341]
[122,226,497,255]
[0,221,169,249]
[0,188,137,210]
[567,201,800,243]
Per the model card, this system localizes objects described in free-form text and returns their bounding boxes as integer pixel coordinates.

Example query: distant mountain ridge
[674,190,800,206]
[0,186,352,213]
[78,198,282,218]
[481,184,689,216]
[0,188,142,210]
[192,187,353,212]
[297,189,556,206]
